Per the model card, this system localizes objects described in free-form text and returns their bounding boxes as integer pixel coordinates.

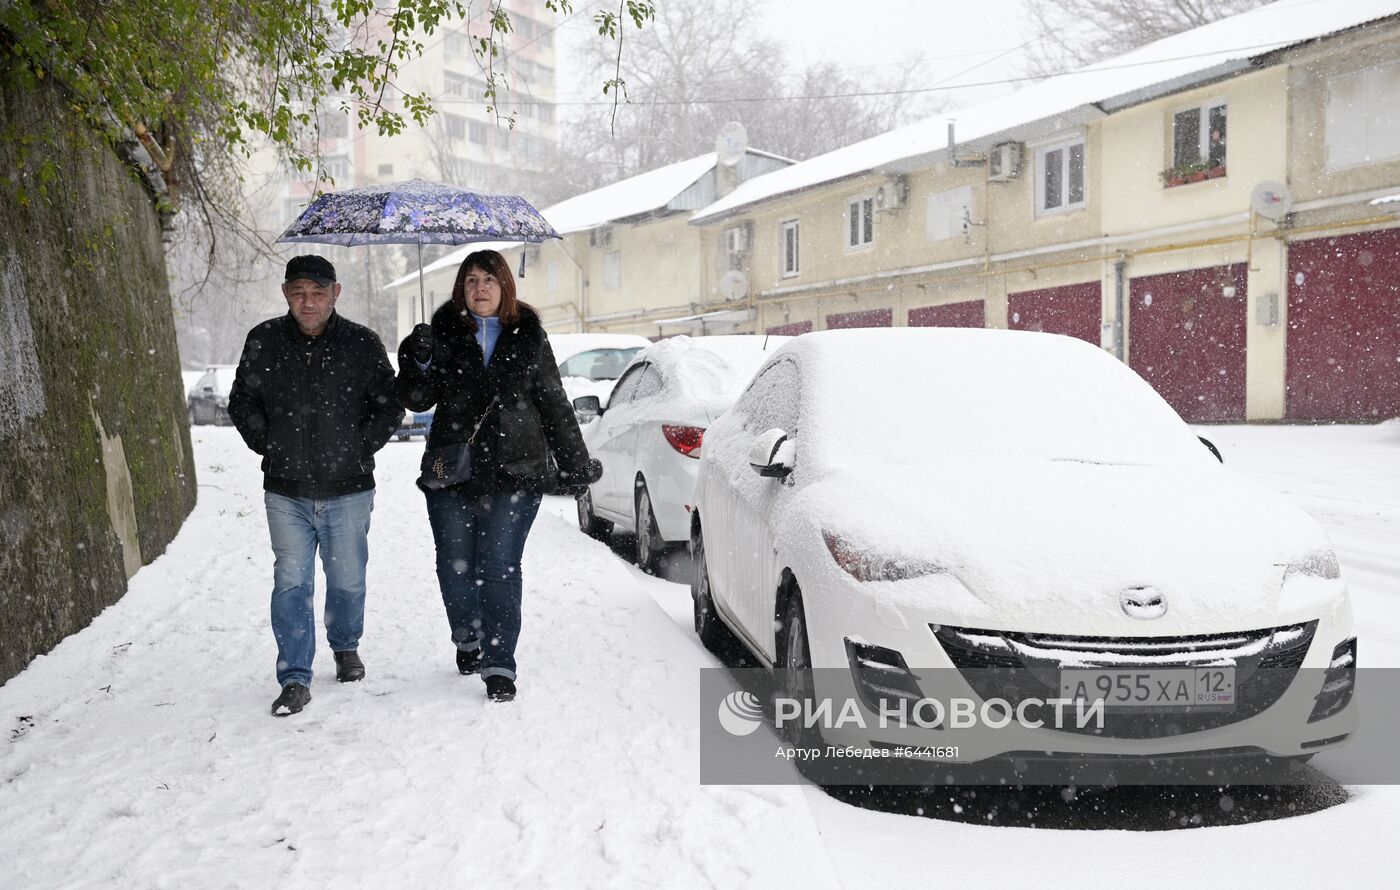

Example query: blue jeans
[424,488,541,681]
[264,489,374,687]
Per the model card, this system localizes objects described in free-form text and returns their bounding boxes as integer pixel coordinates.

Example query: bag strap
[465,395,501,445]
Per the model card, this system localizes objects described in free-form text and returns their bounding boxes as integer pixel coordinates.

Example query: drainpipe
[1112,256,1127,362]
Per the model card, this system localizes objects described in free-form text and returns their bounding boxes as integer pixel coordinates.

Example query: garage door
[826,308,892,329]
[1008,282,1101,344]
[907,301,984,328]
[1286,229,1400,421]
[1128,264,1248,422]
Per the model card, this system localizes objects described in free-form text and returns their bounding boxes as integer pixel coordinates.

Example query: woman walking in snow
[395,249,598,702]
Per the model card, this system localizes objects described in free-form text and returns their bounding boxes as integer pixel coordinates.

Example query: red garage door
[1128,264,1248,422]
[826,308,893,329]
[1008,282,1101,344]
[1286,229,1400,420]
[908,301,984,328]
[766,321,813,336]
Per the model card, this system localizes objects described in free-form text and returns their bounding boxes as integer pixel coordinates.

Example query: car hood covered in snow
[794,460,1341,636]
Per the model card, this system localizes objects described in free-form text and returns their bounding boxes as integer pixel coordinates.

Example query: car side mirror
[1198,435,1223,463]
[573,395,602,421]
[749,428,794,478]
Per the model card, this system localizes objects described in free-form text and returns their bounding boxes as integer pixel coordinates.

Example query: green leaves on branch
[0,0,651,197]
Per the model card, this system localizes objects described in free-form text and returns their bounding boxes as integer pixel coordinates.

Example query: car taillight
[662,424,705,458]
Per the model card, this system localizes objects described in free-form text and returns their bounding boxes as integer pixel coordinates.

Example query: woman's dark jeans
[423,487,542,681]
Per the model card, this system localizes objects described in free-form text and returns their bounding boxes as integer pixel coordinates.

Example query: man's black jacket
[229,312,401,498]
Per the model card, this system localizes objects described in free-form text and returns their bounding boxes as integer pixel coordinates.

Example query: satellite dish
[719,270,749,301]
[1251,181,1293,221]
[715,121,747,167]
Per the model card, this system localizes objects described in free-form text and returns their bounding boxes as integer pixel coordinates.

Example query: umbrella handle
[518,249,526,280]
[417,242,426,323]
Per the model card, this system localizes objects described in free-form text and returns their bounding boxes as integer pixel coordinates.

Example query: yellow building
[686,1,1400,422]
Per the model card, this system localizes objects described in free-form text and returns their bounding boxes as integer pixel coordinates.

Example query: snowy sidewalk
[4,423,1400,889]
[0,429,836,889]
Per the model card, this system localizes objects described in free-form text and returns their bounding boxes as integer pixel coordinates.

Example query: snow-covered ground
[2,422,1398,887]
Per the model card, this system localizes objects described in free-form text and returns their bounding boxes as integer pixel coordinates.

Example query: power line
[426,37,1309,108]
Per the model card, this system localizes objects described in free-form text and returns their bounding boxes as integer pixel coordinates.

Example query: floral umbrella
[276,178,559,320]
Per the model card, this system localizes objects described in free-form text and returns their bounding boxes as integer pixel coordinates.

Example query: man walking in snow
[228,255,402,716]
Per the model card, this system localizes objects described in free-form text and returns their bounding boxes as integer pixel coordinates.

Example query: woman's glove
[404,323,434,364]
[557,459,603,497]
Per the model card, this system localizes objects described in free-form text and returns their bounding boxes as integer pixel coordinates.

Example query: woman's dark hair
[451,249,530,325]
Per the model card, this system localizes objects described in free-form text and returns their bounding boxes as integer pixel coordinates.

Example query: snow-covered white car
[691,328,1357,772]
[574,334,788,572]
[548,333,651,416]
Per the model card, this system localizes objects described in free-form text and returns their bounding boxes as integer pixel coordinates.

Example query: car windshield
[557,347,642,381]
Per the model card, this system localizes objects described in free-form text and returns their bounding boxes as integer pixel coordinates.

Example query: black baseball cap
[285,255,337,287]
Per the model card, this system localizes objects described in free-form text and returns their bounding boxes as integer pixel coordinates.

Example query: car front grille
[931,621,1318,739]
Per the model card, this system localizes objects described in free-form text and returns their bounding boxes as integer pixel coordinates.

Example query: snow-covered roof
[691,0,1400,223]
[389,152,739,290]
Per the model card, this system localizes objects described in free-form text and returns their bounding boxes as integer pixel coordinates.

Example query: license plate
[1060,668,1236,710]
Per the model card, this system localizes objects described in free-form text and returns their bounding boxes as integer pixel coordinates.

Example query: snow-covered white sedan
[574,334,788,572]
[691,328,1357,772]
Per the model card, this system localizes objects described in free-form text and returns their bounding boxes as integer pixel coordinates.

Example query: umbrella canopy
[277,179,559,246]
[276,179,559,320]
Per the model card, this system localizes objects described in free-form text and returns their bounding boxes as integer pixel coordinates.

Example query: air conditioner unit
[988,142,1023,182]
[724,223,751,254]
[874,176,909,211]
[590,227,614,249]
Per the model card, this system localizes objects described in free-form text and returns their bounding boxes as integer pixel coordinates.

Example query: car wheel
[691,522,740,655]
[777,589,821,750]
[576,488,612,541]
[634,481,664,574]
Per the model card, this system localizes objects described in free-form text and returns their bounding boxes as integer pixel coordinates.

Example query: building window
[469,120,488,144]
[443,114,467,140]
[323,154,350,181]
[445,71,467,96]
[537,102,555,124]
[846,195,874,248]
[1326,61,1400,169]
[1034,137,1085,216]
[444,32,467,58]
[1172,101,1227,170]
[602,251,621,289]
[496,127,510,151]
[546,260,559,293]
[377,164,393,177]
[926,185,972,241]
[780,219,800,278]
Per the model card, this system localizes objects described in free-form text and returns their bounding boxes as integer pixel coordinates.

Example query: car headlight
[823,531,947,582]
[1284,550,1341,581]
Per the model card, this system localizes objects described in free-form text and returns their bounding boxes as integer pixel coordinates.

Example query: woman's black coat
[395,301,591,495]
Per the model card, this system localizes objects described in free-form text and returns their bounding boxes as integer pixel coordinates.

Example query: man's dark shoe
[485,675,516,702]
[271,683,311,716]
[456,647,482,676]
[334,650,365,683]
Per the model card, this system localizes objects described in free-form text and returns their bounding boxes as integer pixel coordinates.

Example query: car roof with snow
[630,334,790,406]
[763,327,1214,468]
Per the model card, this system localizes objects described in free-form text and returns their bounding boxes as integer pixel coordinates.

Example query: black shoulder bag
[418,396,500,490]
